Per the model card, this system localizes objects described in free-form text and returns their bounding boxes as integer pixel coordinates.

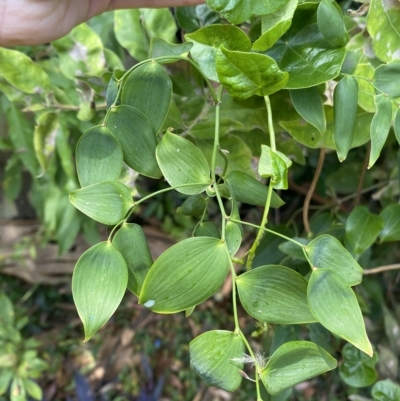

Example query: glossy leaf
[367,0,400,63]
[224,170,285,208]
[260,341,337,395]
[106,105,161,178]
[121,62,172,134]
[156,131,212,194]
[139,237,230,313]
[177,195,207,216]
[369,94,393,168]
[373,61,400,98]
[76,125,123,187]
[72,242,128,341]
[0,47,51,93]
[305,234,363,287]
[69,181,133,225]
[266,3,346,88]
[339,343,378,388]
[216,47,288,99]
[205,0,289,24]
[252,0,298,51]
[372,380,400,401]
[112,223,153,296]
[345,206,383,256]
[308,269,372,356]
[194,222,220,238]
[190,330,244,392]
[236,265,316,324]
[317,0,349,47]
[290,87,326,134]
[333,76,359,161]
[185,25,251,82]
[225,221,242,256]
[379,204,400,242]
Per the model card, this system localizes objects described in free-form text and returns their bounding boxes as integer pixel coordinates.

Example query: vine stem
[355,143,371,206]
[364,264,400,275]
[303,148,326,235]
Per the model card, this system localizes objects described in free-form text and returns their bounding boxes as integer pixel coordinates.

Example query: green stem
[264,95,276,152]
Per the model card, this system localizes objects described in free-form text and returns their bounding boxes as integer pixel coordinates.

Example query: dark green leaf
[305,234,364,286]
[372,380,400,401]
[106,105,161,178]
[177,195,207,216]
[373,61,400,98]
[176,5,220,33]
[72,242,128,341]
[236,265,316,324]
[112,223,153,297]
[260,341,337,395]
[394,108,400,145]
[190,330,244,392]
[69,181,133,225]
[379,204,400,242]
[339,343,378,388]
[308,269,372,356]
[106,70,123,109]
[278,238,309,260]
[76,125,123,187]
[194,222,220,238]
[139,237,230,313]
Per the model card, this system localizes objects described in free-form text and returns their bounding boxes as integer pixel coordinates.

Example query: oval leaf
[373,61,400,99]
[106,105,161,178]
[76,126,123,187]
[112,223,153,297]
[225,221,242,256]
[121,62,172,134]
[333,76,359,162]
[139,237,230,313]
[72,242,128,341]
[305,234,363,286]
[260,341,337,395]
[177,195,207,216]
[156,131,212,194]
[190,330,244,392]
[308,269,372,356]
[236,265,316,324]
[194,222,220,238]
[69,181,133,225]
[372,380,400,401]
[379,204,400,242]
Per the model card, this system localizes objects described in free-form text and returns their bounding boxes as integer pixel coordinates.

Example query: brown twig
[355,143,371,206]
[303,149,326,234]
[364,264,400,275]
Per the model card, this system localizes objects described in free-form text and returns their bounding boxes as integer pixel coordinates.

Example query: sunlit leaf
[72,242,128,341]
[258,145,291,189]
[139,237,230,313]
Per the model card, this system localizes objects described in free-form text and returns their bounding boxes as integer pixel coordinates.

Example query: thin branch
[355,143,371,206]
[303,149,326,234]
[364,264,400,275]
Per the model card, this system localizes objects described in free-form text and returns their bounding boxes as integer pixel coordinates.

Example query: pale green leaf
[23,379,42,400]
[354,63,376,113]
[150,37,193,58]
[225,221,242,256]
[379,204,400,242]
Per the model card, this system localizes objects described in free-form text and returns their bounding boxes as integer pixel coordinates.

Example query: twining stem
[303,148,326,235]
[355,143,371,206]
[364,264,400,275]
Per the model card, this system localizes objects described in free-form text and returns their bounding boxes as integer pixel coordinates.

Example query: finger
[107,0,205,11]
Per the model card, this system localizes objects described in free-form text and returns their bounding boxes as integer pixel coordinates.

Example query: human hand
[0,0,205,46]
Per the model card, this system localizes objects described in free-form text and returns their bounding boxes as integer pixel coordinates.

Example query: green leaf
[373,61,400,98]
[252,0,298,51]
[236,265,316,324]
[176,5,220,33]
[194,222,220,238]
[394,108,400,145]
[190,330,244,392]
[367,0,400,63]
[177,195,207,216]
[278,238,309,260]
[76,125,123,187]
[0,292,14,327]
[106,70,123,109]
[10,377,26,401]
[308,269,372,356]
[260,341,337,395]
[305,234,364,286]
[139,237,230,313]
[69,181,133,225]
[224,170,285,208]
[205,0,290,24]
[0,47,51,93]
[339,343,378,388]
[216,47,289,99]
[52,23,105,79]
[266,3,346,88]
[369,94,393,168]
[225,221,242,256]
[106,105,161,178]
[72,242,128,341]
[112,223,153,297]
[121,62,172,134]
[0,370,13,396]
[57,198,81,255]
[379,204,400,242]
[3,155,22,201]
[289,87,326,134]
[150,37,193,59]
[353,63,376,113]
[185,25,251,82]
[317,0,349,47]
[345,206,383,256]
[333,76,359,161]
[23,379,42,400]
[189,117,244,139]
[156,131,212,194]
[372,380,400,401]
